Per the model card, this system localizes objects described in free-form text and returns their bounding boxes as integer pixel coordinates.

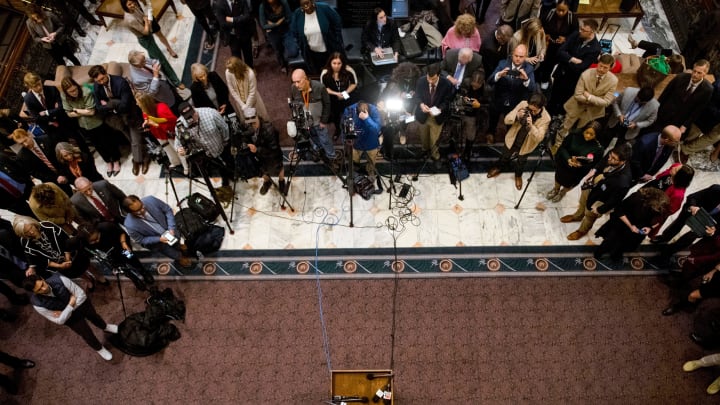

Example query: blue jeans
[310,125,336,158]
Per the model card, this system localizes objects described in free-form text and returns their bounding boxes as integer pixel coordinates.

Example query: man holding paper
[414,64,453,164]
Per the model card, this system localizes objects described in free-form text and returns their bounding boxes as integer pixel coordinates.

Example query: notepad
[371,48,396,66]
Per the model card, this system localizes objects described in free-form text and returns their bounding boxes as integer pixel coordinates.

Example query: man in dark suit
[479,24,513,76]
[214,0,255,67]
[630,125,682,183]
[0,151,35,218]
[646,59,714,138]
[71,177,127,225]
[88,65,148,175]
[561,143,633,240]
[546,19,601,116]
[487,43,536,140]
[20,72,88,153]
[9,129,72,196]
[439,48,483,91]
[123,195,193,267]
[414,63,454,163]
[650,184,720,268]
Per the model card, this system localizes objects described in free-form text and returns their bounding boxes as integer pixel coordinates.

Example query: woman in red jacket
[136,93,188,174]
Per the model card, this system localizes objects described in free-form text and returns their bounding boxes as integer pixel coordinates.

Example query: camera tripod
[412,115,467,200]
[284,129,346,199]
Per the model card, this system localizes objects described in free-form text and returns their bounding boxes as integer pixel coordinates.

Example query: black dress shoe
[141,161,150,174]
[132,162,140,176]
[19,359,35,369]
[690,332,706,346]
[9,293,29,305]
[662,305,680,316]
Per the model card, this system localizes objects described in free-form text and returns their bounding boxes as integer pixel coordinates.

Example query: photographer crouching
[239,114,286,196]
[486,93,550,190]
[342,101,383,194]
[174,102,234,191]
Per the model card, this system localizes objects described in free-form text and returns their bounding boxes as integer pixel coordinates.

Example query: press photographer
[174,102,234,188]
[451,69,489,160]
[486,93,550,190]
[239,114,286,196]
[342,101,383,195]
[289,69,337,161]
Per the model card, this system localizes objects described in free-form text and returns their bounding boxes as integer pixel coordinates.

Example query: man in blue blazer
[630,125,682,183]
[487,43,536,140]
[123,195,192,267]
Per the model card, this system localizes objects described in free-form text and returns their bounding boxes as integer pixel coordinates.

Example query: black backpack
[354,175,376,200]
[188,192,221,222]
[174,208,225,255]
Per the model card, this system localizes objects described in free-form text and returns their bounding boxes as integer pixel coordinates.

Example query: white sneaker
[104,324,118,334]
[97,347,113,361]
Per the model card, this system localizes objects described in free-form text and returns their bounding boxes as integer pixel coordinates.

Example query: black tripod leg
[192,161,235,235]
[115,271,127,318]
[514,147,548,209]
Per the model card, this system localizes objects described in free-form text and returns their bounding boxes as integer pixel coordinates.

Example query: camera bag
[188,192,221,222]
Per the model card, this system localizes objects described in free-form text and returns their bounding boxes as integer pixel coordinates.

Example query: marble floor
[9,2,717,259]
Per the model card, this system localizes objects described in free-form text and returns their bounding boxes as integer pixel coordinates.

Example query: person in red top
[136,93,188,174]
[642,163,695,238]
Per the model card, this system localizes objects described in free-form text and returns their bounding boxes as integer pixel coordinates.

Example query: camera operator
[81,222,155,291]
[376,62,421,158]
[289,69,337,161]
[486,93,551,190]
[342,101,383,194]
[174,102,234,188]
[241,115,286,196]
[455,69,489,161]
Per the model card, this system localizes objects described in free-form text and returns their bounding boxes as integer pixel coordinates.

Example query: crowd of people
[2,0,720,395]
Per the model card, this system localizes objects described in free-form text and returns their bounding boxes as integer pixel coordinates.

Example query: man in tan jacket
[487,93,551,190]
[551,53,618,154]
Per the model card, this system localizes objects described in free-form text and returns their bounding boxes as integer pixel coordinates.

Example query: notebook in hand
[371,48,396,66]
[686,207,718,237]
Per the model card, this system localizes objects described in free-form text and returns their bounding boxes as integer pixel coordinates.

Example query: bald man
[289,69,336,159]
[487,44,536,140]
[71,177,127,224]
[630,125,682,183]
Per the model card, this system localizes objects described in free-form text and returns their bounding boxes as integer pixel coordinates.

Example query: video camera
[175,102,205,159]
[450,89,474,117]
[286,99,312,152]
[341,114,356,139]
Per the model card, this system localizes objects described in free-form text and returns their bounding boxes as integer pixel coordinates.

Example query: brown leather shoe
[560,215,581,223]
[514,176,522,190]
[141,161,150,174]
[487,167,501,178]
[178,257,193,268]
[567,230,587,241]
[132,162,140,176]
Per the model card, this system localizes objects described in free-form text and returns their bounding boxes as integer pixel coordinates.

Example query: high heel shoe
[168,49,178,58]
[627,34,638,49]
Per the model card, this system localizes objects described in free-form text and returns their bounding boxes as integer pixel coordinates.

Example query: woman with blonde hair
[509,17,546,70]
[135,93,188,174]
[189,63,234,116]
[60,77,123,177]
[440,13,481,56]
[55,141,102,184]
[225,56,269,122]
[28,182,80,235]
